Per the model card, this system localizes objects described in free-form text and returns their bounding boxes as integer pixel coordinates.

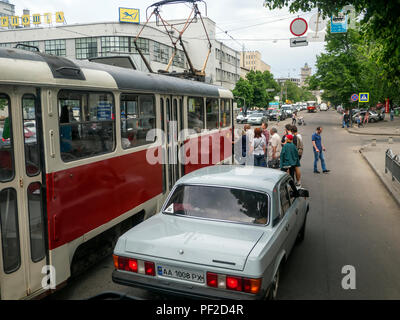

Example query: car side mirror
[297,188,309,198]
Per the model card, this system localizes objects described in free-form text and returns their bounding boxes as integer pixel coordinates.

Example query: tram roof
[0,47,232,98]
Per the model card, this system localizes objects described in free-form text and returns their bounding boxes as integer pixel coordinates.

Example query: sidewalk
[359,143,400,207]
[347,117,400,136]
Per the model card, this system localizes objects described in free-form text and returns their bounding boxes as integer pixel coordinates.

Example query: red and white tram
[0,47,233,299]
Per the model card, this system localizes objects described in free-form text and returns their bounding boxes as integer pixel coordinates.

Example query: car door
[286,179,306,236]
[278,179,298,254]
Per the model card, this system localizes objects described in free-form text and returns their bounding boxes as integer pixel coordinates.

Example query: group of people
[235,122,330,186]
[236,122,304,187]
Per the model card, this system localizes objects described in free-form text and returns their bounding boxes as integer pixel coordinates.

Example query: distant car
[281,105,293,116]
[236,112,246,123]
[112,166,310,300]
[320,103,328,111]
[247,112,268,125]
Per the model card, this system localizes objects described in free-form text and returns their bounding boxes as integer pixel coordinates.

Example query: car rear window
[163,185,269,225]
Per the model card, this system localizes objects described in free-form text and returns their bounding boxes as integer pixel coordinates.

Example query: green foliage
[0,98,7,111]
[263,0,400,83]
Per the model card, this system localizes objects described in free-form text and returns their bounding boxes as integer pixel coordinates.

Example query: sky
[11,0,327,78]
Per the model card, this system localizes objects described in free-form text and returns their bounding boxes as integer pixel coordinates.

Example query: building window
[58,90,115,162]
[45,39,66,56]
[0,43,12,48]
[120,94,156,149]
[75,37,98,60]
[101,36,129,55]
[172,50,185,68]
[153,42,170,64]
[131,38,149,54]
[187,97,204,133]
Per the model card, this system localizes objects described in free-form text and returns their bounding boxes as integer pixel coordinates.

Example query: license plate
[157,265,205,283]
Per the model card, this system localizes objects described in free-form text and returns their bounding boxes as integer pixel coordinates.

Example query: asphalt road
[49,110,400,300]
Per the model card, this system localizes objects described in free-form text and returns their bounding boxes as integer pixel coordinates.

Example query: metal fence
[385,149,400,183]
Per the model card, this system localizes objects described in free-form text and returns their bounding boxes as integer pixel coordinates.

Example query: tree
[263,0,400,84]
[232,77,253,108]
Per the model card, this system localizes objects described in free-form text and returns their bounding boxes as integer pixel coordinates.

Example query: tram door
[161,95,184,192]
[0,87,47,299]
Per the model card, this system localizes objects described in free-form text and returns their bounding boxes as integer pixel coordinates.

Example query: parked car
[247,112,268,125]
[352,110,380,123]
[268,109,286,121]
[112,166,310,300]
[320,103,328,111]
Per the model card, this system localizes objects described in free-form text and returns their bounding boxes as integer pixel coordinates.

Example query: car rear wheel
[369,118,376,123]
[267,266,281,300]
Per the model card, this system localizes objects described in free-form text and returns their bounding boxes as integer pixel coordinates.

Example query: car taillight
[145,261,155,276]
[226,276,242,291]
[207,272,261,294]
[206,272,218,287]
[113,255,155,276]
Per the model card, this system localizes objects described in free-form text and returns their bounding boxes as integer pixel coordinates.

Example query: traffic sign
[351,94,359,102]
[290,18,308,37]
[331,10,348,33]
[290,36,308,47]
[309,12,328,32]
[307,31,325,42]
[359,92,369,102]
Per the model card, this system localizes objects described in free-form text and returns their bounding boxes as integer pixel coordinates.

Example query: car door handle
[285,224,290,231]
[295,209,299,215]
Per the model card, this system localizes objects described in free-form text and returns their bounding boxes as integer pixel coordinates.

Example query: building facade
[0,0,14,23]
[276,77,301,87]
[0,15,241,90]
[240,51,271,73]
[300,63,312,87]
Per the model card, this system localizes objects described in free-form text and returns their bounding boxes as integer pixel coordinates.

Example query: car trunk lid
[123,214,264,271]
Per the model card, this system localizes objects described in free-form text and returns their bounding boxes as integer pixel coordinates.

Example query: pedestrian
[267,127,281,169]
[291,111,297,126]
[390,101,394,121]
[342,110,350,128]
[250,128,267,167]
[363,110,369,126]
[261,122,269,164]
[312,126,330,174]
[280,134,300,179]
[244,124,254,145]
[281,124,298,147]
[233,129,248,165]
[291,125,303,187]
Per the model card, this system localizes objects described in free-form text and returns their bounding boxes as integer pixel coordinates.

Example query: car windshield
[163,185,269,225]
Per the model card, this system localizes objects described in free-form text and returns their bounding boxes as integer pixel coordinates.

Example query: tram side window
[220,99,232,128]
[58,91,115,162]
[22,95,40,176]
[0,94,14,182]
[206,98,219,130]
[120,94,156,149]
[187,97,204,133]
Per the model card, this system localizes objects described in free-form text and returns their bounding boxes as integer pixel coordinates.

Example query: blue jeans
[313,149,327,172]
[342,120,349,128]
[254,154,266,167]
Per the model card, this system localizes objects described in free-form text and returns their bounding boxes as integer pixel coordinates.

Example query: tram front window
[0,94,14,182]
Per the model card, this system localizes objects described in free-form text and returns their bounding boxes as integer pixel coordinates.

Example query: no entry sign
[290,17,308,36]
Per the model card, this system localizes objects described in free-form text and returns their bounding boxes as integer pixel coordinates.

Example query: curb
[347,128,400,136]
[359,149,400,208]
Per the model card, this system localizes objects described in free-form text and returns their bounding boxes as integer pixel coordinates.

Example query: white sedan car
[112,166,310,300]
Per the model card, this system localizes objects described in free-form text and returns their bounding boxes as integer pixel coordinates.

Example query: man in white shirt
[268,127,281,168]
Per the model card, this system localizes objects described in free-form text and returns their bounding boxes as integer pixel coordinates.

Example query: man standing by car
[312,126,330,174]
[342,110,350,128]
[280,134,299,179]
